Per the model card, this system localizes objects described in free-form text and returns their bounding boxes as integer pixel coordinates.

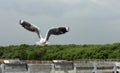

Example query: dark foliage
[0,43,120,60]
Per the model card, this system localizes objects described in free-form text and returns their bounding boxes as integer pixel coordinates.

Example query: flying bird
[19,20,69,46]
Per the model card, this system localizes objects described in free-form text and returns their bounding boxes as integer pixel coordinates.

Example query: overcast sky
[0,0,120,46]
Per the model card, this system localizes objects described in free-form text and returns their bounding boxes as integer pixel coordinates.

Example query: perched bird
[19,20,69,46]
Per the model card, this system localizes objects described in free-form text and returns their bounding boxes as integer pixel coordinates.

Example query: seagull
[19,20,69,46]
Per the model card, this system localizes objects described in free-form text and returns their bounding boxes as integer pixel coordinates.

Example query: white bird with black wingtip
[19,20,69,46]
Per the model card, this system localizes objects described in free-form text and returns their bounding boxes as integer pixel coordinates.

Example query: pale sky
[0,0,120,46]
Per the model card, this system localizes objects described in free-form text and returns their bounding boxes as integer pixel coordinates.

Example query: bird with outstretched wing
[19,20,69,46]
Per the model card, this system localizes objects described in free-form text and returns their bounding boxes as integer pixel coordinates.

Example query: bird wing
[45,27,69,41]
[19,20,41,39]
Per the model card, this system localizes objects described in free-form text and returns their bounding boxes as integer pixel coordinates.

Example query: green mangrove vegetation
[0,43,120,60]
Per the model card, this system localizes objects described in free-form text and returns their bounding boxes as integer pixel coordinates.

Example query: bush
[0,43,120,60]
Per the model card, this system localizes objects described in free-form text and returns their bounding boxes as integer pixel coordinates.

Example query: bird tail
[35,40,49,46]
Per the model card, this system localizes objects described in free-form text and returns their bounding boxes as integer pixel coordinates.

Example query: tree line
[0,43,120,60]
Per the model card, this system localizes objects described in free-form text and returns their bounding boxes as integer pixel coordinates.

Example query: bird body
[19,20,69,46]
